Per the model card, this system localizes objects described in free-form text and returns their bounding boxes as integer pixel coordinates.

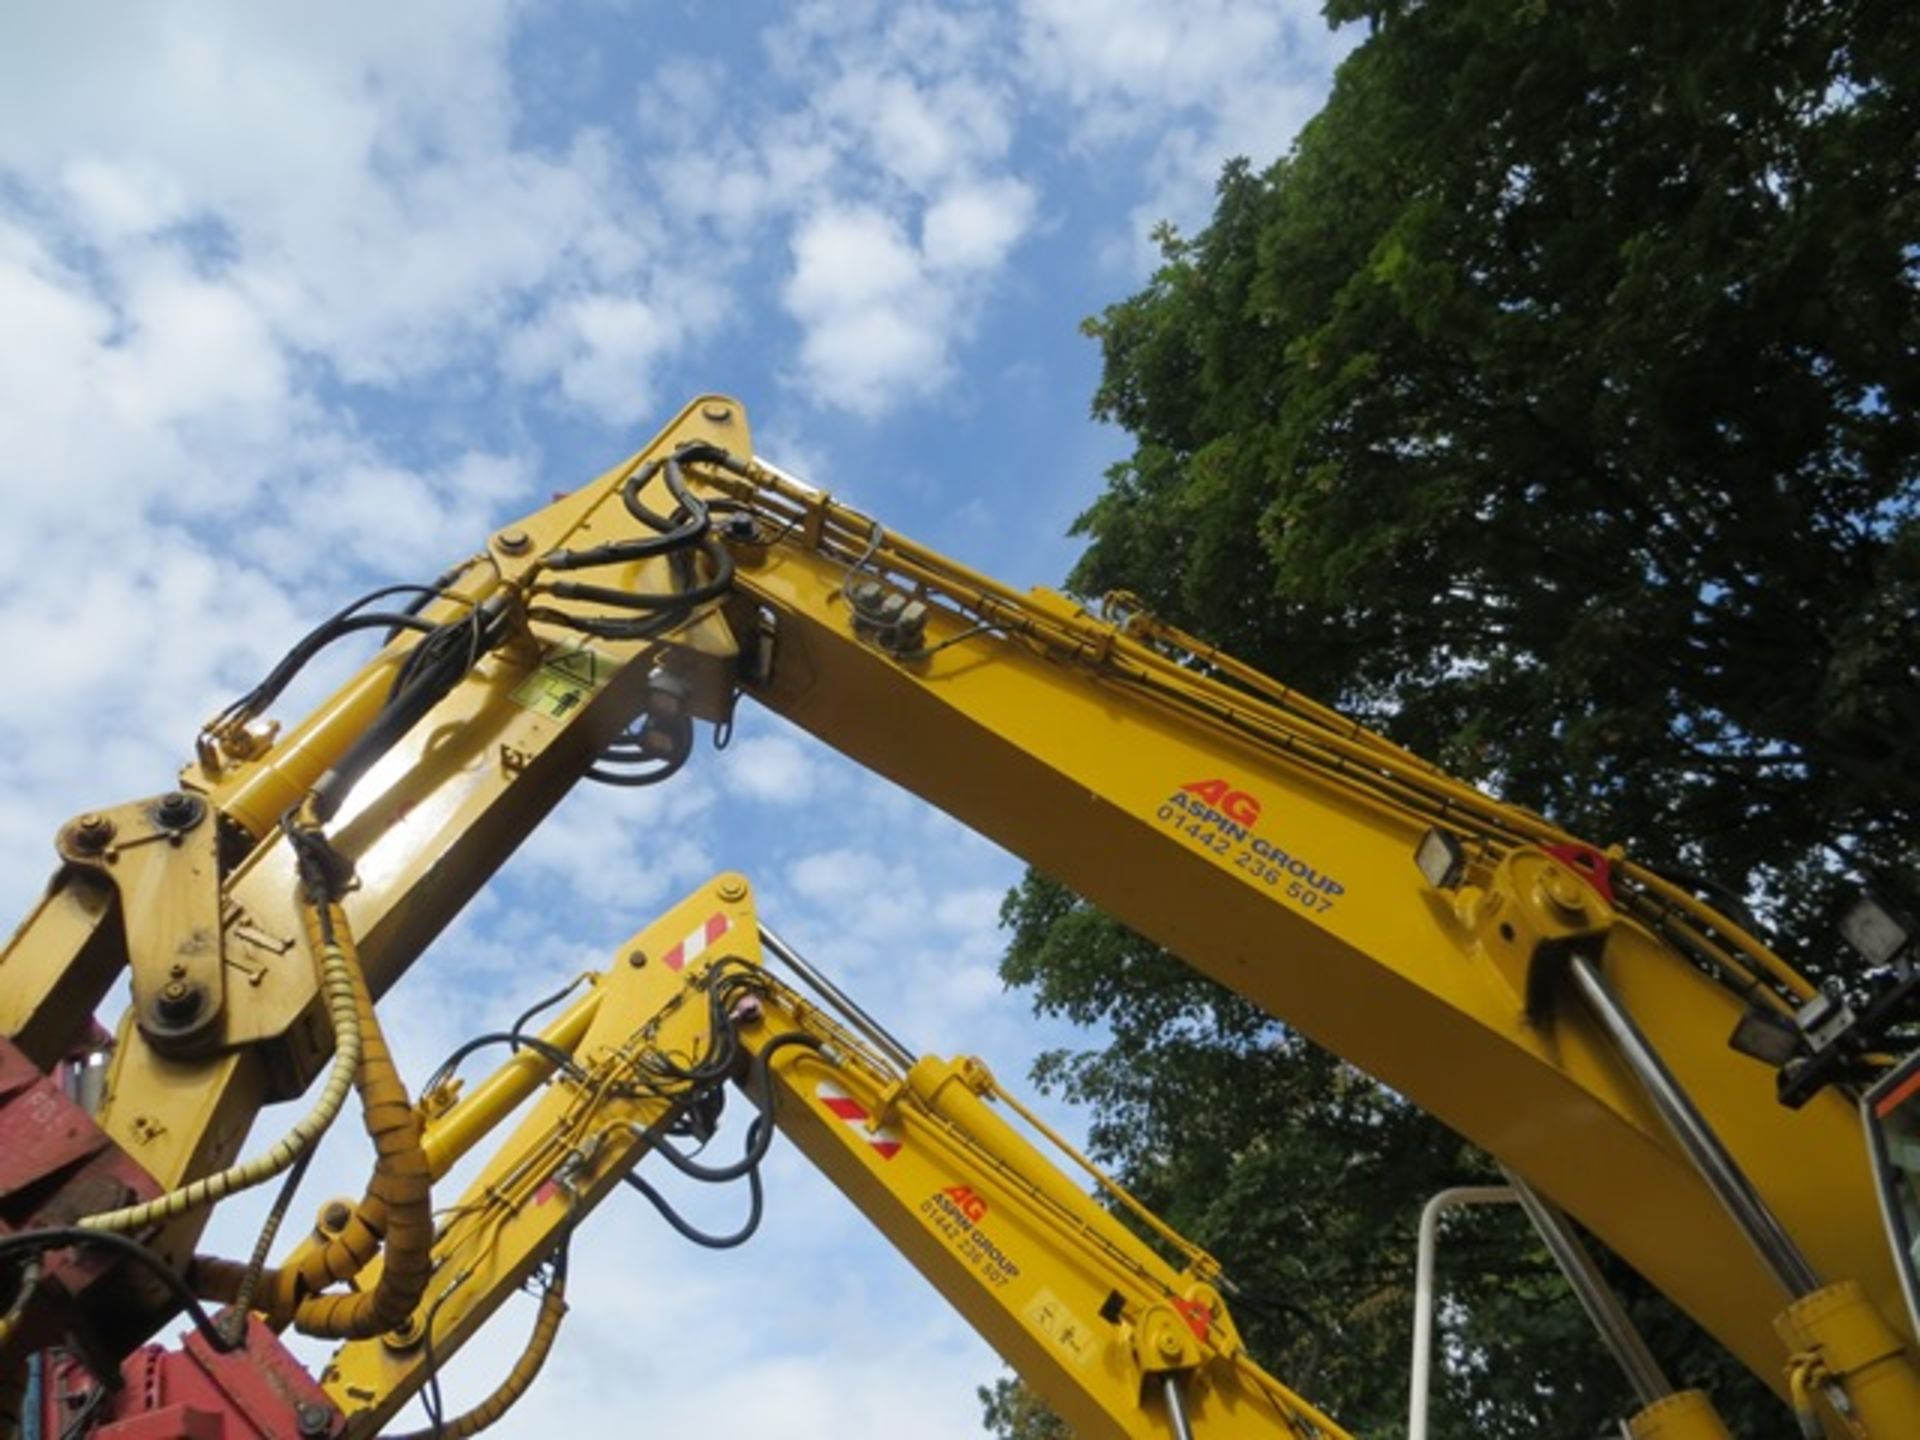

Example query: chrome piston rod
[758,923,916,1072]
[1162,1375,1195,1440]
[1568,955,1821,1298]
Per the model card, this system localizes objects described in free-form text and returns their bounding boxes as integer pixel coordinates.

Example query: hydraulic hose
[384,1271,569,1440]
[77,907,363,1235]
[266,901,433,1339]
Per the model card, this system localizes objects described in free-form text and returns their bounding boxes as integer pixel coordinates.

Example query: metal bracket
[57,791,229,1054]
[1459,846,1616,1019]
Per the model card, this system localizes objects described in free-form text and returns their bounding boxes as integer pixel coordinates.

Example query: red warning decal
[661,913,732,972]
[816,1079,904,1160]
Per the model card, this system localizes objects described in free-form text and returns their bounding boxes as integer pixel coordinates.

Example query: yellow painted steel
[323,877,761,1435]
[419,976,604,1181]
[753,1041,1350,1438]
[1627,1390,1736,1439]
[0,402,745,1263]
[324,876,1348,1439]
[1775,1281,1920,1437]
[628,402,1906,1404]
[3,395,1916,1431]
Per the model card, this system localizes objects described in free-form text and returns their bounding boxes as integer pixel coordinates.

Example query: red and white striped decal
[660,913,732,972]
[815,1079,903,1160]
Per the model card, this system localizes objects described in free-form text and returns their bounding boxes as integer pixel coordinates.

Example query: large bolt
[153,791,203,830]
[495,527,531,555]
[296,1401,334,1437]
[155,980,203,1025]
[702,402,734,423]
[1541,869,1588,919]
[717,877,747,904]
[72,813,115,852]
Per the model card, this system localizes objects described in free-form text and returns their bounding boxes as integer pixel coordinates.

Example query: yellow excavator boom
[2,395,1915,1437]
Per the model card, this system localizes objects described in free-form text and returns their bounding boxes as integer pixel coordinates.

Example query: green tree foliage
[988,0,1917,1434]
[1077,0,1917,934]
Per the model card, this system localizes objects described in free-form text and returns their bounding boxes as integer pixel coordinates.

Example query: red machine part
[1542,842,1616,905]
[1,1034,342,1436]
[0,1035,162,1360]
[39,1317,343,1439]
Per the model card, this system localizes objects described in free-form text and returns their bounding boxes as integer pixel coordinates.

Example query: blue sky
[0,4,1352,1434]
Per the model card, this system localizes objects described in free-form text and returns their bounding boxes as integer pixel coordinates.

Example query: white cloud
[0,2,681,402]
[636,4,1042,419]
[783,204,956,413]
[788,844,894,905]
[101,263,289,429]
[510,777,721,916]
[818,65,1014,194]
[724,733,825,804]
[60,157,191,240]
[1017,0,1353,262]
[778,170,1036,415]
[505,289,707,421]
[923,177,1037,274]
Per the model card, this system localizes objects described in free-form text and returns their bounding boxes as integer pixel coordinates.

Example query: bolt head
[296,1401,333,1436]
[702,402,734,423]
[70,814,115,851]
[495,527,531,555]
[151,791,203,830]
[154,980,203,1025]
[1542,870,1587,915]
[628,950,648,968]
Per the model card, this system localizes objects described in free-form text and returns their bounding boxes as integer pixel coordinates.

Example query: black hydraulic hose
[210,588,453,732]
[542,456,707,570]
[536,536,734,610]
[648,1033,822,1183]
[524,606,688,643]
[308,593,511,822]
[622,1165,764,1250]
[308,669,451,822]
[509,976,589,1047]
[0,1228,239,1353]
[622,454,707,541]
[670,439,753,476]
[541,442,749,572]
[425,1033,589,1095]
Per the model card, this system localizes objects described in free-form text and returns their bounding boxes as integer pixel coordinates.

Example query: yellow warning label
[510,645,610,720]
[1024,1288,1100,1370]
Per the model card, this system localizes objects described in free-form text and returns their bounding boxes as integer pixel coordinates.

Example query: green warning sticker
[511,645,610,720]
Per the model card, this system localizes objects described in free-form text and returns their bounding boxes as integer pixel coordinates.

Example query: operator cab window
[1866,1050,1920,1336]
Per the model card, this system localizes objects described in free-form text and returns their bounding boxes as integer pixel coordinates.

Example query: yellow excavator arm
[309,874,1350,1440]
[2,395,1916,1437]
